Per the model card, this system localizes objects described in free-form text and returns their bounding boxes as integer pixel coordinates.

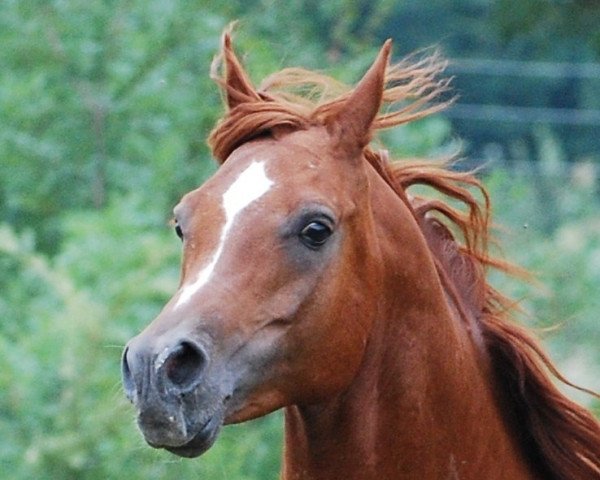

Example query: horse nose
[121,339,208,402]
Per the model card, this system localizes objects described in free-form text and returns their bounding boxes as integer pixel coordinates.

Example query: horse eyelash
[169,218,184,239]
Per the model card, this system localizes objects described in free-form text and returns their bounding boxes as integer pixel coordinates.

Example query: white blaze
[175,161,274,308]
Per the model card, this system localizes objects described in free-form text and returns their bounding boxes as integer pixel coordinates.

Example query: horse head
[122,35,391,458]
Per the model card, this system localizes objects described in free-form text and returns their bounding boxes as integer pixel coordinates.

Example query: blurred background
[1,1,599,478]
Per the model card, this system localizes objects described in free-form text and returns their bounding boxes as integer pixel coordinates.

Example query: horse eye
[174,222,184,240]
[299,221,332,249]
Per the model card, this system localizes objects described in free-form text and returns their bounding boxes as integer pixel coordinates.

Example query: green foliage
[485,161,600,411]
[493,0,600,54]
[0,0,221,252]
[1,1,599,479]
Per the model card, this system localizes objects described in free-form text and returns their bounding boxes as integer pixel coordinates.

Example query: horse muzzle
[121,335,229,457]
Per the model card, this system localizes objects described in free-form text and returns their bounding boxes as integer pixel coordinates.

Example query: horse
[121,31,600,479]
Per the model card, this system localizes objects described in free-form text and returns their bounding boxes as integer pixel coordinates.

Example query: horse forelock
[208,48,449,163]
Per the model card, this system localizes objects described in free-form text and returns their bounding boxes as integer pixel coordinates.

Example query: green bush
[485,164,600,413]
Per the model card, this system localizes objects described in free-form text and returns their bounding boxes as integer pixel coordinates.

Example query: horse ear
[215,31,262,110]
[330,40,392,154]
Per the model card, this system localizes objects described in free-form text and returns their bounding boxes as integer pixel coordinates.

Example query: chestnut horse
[122,32,600,479]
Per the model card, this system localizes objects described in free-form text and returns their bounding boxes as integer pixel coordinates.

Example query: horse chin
[163,415,222,458]
[136,398,225,458]
[140,412,223,458]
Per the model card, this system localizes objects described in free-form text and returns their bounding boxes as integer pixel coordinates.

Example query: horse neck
[282,170,537,480]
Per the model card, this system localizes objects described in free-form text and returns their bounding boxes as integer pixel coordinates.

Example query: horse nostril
[121,346,136,401]
[163,341,207,393]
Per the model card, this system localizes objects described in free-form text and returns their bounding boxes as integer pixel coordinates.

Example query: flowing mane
[208,42,600,479]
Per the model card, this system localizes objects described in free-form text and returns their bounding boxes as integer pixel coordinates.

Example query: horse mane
[208,46,600,479]
[384,159,600,480]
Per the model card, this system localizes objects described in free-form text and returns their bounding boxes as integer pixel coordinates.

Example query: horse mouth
[158,415,222,458]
